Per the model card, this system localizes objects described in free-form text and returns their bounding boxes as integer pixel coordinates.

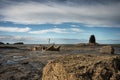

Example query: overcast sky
[0,0,120,44]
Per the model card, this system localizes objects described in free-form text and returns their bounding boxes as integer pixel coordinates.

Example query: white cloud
[70,25,79,28]
[0,2,120,27]
[29,28,68,34]
[0,35,32,41]
[29,28,84,34]
[0,35,88,44]
[0,35,47,44]
[70,28,84,32]
[0,26,31,32]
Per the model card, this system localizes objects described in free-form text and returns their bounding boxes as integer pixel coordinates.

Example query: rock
[20,59,29,64]
[100,46,114,54]
[42,54,120,80]
[31,47,37,51]
[14,42,24,45]
[29,44,61,51]
[89,35,96,44]
[6,43,10,45]
[35,46,43,51]
[42,44,61,51]
[89,43,96,46]
[0,46,18,49]
[29,45,43,51]
[0,42,4,45]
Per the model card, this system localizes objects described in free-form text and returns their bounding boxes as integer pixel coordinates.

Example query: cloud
[70,28,84,32]
[29,28,84,34]
[0,35,49,43]
[29,28,68,34]
[0,1,120,27]
[0,35,87,44]
[0,35,32,41]
[70,25,79,28]
[0,26,31,32]
[1,0,119,6]
[0,35,48,44]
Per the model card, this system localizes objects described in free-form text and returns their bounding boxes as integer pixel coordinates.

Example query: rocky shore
[0,44,120,80]
[42,54,120,80]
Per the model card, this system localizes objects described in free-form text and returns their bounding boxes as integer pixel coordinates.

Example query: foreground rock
[42,54,120,80]
[100,46,114,54]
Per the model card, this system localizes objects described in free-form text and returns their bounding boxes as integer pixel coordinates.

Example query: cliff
[42,54,120,80]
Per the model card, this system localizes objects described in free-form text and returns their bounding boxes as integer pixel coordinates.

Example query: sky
[0,0,120,44]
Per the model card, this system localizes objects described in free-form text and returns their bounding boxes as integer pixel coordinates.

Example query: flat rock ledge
[42,54,120,80]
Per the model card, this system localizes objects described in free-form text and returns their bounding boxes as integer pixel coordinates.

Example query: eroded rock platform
[42,54,120,80]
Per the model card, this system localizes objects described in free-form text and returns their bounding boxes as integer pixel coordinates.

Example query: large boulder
[89,35,96,44]
[100,46,114,54]
[42,54,120,80]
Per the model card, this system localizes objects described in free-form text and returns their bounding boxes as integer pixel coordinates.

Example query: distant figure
[89,35,96,44]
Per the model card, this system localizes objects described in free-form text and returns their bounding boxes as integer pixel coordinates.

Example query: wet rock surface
[100,46,114,54]
[0,53,45,80]
[42,54,120,80]
[0,44,120,80]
